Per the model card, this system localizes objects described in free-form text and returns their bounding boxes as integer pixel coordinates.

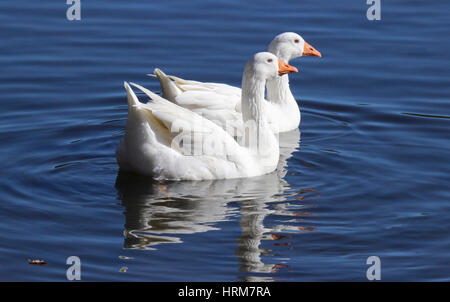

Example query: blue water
[0,0,449,281]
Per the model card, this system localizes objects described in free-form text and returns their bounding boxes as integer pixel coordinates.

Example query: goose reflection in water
[115,129,318,278]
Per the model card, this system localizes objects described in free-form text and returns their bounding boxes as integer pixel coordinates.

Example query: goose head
[268,32,322,62]
[245,52,298,82]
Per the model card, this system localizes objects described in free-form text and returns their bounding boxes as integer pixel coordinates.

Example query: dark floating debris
[28,259,47,265]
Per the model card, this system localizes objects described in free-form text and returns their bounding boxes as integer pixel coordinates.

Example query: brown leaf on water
[296,196,305,201]
[28,259,47,265]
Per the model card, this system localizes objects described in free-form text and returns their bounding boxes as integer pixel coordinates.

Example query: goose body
[116,52,297,180]
[153,32,321,134]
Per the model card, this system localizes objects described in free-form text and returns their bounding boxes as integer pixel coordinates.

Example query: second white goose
[152,32,321,134]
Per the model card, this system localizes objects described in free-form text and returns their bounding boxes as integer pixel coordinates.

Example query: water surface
[0,0,449,281]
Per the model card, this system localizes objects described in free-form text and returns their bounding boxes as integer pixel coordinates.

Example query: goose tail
[124,81,142,109]
[153,68,181,103]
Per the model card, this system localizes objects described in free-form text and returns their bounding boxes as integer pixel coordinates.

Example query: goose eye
[267,58,273,63]
[294,39,300,43]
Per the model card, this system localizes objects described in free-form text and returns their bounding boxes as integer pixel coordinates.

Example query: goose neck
[241,73,267,126]
[266,74,293,104]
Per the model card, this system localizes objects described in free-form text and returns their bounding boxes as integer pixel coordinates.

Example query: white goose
[116,52,298,180]
[152,32,321,134]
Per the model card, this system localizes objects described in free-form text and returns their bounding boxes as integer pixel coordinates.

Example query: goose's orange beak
[303,41,322,58]
[278,59,298,76]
